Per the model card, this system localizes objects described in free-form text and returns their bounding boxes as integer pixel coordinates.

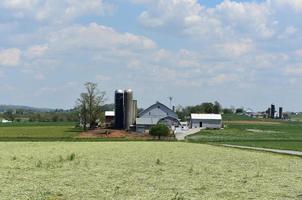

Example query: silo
[271,104,275,119]
[279,107,283,119]
[132,100,138,124]
[124,89,133,130]
[114,90,124,129]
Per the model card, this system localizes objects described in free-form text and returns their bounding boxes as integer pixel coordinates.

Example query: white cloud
[0,48,21,66]
[217,39,254,57]
[209,73,239,85]
[137,0,203,28]
[96,74,111,82]
[284,65,302,76]
[135,0,302,41]
[48,23,156,51]
[1,0,37,10]
[25,44,48,59]
[270,0,302,13]
[34,73,46,80]
[0,0,114,22]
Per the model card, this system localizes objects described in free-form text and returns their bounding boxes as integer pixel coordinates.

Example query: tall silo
[132,100,138,125]
[124,89,133,130]
[271,104,275,119]
[114,90,124,129]
[279,107,283,119]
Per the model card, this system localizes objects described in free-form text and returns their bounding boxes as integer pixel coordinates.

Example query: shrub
[149,124,170,140]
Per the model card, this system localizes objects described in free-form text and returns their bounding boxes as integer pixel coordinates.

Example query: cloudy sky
[0,0,301,111]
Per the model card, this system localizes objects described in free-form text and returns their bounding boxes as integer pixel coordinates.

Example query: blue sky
[0,0,302,111]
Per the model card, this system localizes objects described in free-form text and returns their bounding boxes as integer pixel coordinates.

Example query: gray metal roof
[136,117,161,125]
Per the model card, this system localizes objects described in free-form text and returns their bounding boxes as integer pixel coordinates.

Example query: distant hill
[0,103,116,113]
[0,105,56,113]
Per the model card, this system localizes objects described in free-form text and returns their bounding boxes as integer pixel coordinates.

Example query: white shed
[190,114,222,129]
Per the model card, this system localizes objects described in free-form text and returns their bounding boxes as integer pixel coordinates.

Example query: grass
[186,121,302,151]
[0,122,77,127]
[0,142,301,199]
[222,113,257,121]
[0,123,80,139]
[290,114,302,122]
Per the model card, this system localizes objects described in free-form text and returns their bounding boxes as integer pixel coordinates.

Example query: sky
[0,0,302,111]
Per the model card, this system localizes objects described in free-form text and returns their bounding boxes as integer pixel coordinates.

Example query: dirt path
[76,129,151,139]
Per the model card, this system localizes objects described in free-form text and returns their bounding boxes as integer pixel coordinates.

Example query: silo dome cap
[125,89,133,92]
[115,89,124,93]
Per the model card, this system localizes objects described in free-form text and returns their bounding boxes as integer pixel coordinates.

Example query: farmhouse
[136,101,180,132]
[189,114,222,129]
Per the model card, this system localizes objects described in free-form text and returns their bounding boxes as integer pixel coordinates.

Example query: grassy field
[290,114,302,122]
[0,122,80,140]
[0,142,301,200]
[187,120,302,151]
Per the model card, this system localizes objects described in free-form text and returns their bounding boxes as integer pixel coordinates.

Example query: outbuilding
[189,114,222,129]
[105,111,115,128]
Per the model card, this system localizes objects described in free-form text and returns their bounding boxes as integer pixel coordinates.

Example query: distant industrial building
[189,114,222,129]
[136,101,180,133]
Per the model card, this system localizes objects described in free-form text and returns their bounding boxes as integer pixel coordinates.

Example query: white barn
[136,101,180,132]
[189,114,222,129]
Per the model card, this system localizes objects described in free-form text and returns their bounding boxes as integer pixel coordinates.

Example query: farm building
[189,114,222,129]
[1,119,12,123]
[104,111,115,128]
[136,101,180,133]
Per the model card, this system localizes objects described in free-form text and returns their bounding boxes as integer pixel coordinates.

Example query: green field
[186,121,302,151]
[290,114,302,122]
[0,142,301,200]
[0,122,80,140]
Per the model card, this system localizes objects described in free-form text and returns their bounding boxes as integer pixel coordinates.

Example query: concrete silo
[124,89,133,130]
[132,100,138,125]
[114,90,124,129]
[271,104,275,119]
[279,107,283,119]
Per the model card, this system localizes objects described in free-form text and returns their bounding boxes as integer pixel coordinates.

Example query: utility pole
[167,96,173,108]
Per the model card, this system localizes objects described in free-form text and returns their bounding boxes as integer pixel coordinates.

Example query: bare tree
[76,82,106,130]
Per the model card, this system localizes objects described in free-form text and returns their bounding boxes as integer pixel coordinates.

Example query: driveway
[174,128,201,140]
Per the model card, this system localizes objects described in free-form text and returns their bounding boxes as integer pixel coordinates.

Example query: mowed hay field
[0,142,302,200]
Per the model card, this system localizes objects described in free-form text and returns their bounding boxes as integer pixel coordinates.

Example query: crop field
[0,122,80,140]
[0,142,301,200]
[187,121,302,151]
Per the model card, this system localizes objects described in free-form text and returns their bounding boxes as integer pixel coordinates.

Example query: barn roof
[191,114,222,120]
[105,111,115,117]
[138,101,177,118]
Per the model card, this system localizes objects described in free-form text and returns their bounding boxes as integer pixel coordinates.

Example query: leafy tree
[213,101,222,114]
[4,109,15,121]
[201,102,214,113]
[236,108,244,113]
[76,82,106,130]
[223,108,233,114]
[149,124,170,140]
